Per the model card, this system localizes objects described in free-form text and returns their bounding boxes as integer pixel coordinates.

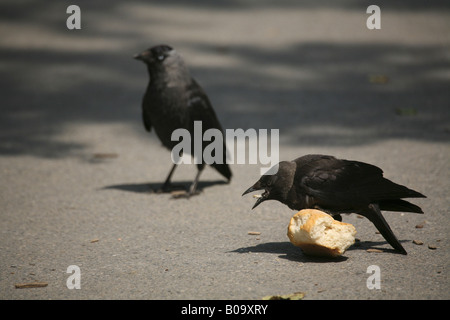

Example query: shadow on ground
[231,239,405,263]
[103,180,228,194]
[1,0,449,158]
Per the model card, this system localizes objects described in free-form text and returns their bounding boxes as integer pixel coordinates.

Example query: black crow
[242,154,426,254]
[134,45,232,196]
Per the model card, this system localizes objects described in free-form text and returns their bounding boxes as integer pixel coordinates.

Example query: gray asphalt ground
[0,1,449,300]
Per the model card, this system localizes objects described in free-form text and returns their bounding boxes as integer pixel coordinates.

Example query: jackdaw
[243,154,426,254]
[134,45,232,195]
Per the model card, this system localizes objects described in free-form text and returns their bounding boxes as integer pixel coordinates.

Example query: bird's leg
[158,163,178,192]
[362,204,407,254]
[170,166,203,199]
[187,167,203,197]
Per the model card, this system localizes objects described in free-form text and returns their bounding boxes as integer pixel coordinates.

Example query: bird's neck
[148,64,191,88]
[282,162,299,207]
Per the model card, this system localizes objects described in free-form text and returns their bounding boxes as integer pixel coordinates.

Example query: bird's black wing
[185,79,232,181]
[142,95,152,132]
[186,80,223,130]
[294,156,421,210]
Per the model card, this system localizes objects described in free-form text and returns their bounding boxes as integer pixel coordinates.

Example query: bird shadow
[102,179,227,195]
[230,239,407,262]
[230,241,348,263]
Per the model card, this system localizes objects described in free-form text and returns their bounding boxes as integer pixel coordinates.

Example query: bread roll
[287,209,356,257]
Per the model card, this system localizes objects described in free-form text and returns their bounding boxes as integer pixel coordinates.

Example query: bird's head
[242,161,296,209]
[134,44,175,64]
[134,45,188,80]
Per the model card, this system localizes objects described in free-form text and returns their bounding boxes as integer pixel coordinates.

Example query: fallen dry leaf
[92,153,118,159]
[395,107,418,116]
[170,190,188,198]
[415,222,426,228]
[263,292,305,300]
[15,282,48,289]
[366,249,383,253]
[368,74,389,84]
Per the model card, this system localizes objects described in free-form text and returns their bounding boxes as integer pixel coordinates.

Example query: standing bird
[242,154,426,254]
[134,45,232,196]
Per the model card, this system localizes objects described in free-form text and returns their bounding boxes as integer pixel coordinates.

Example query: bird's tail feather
[210,142,232,181]
[362,204,407,254]
[212,163,232,181]
[378,199,424,213]
[365,178,426,201]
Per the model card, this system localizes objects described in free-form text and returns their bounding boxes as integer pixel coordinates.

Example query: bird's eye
[157,55,165,61]
[266,176,277,187]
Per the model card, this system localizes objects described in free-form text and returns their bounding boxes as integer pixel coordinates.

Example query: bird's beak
[242,185,267,209]
[133,50,151,61]
[133,53,143,60]
[242,186,257,196]
[251,194,266,209]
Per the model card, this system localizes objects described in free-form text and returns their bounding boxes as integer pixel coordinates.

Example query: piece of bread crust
[287,209,356,257]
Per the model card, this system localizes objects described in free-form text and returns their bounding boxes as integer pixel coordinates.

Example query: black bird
[242,154,426,254]
[134,45,232,196]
